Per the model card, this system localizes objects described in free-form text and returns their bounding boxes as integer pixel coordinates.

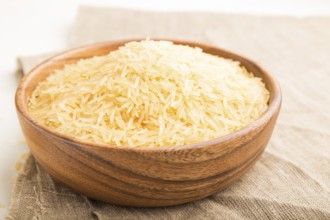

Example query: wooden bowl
[15,39,281,207]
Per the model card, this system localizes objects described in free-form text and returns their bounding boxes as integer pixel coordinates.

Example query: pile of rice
[29,40,269,148]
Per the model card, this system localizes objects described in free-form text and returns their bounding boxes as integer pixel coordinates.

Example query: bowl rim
[15,38,282,152]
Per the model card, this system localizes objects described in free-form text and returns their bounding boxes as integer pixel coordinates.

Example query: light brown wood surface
[15,39,282,207]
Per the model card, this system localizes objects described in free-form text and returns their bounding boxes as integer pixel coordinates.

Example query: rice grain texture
[29,40,269,148]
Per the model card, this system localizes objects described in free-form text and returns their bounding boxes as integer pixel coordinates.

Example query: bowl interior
[16,39,281,150]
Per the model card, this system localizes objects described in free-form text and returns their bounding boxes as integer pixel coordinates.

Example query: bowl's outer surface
[15,39,281,207]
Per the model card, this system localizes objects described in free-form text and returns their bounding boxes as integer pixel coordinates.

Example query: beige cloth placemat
[9,7,330,220]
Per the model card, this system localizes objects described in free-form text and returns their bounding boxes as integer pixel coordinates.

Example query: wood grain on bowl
[15,39,281,207]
